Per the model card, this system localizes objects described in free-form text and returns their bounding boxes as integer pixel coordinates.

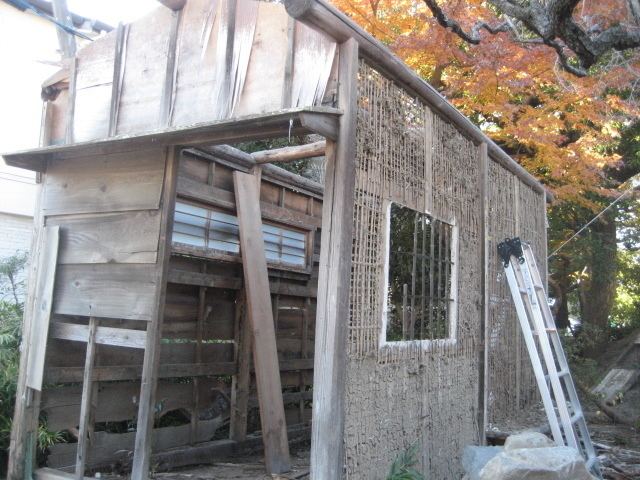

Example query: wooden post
[230,290,251,441]
[75,317,98,479]
[309,37,358,480]
[51,0,76,59]
[478,142,489,446]
[130,147,180,480]
[233,171,291,474]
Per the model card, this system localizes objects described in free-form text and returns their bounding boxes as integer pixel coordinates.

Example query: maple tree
[329,0,640,346]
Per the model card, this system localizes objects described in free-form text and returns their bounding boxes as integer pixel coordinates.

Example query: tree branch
[422,0,640,77]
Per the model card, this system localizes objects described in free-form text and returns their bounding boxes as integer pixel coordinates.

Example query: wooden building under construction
[5,0,549,479]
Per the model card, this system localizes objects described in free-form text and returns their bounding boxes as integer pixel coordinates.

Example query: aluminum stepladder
[497,238,602,479]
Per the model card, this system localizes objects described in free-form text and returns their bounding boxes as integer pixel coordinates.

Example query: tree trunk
[579,211,618,355]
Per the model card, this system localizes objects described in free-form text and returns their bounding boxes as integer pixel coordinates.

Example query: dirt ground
[95,332,640,480]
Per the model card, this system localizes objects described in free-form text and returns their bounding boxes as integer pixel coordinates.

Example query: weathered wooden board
[233,0,289,117]
[176,177,322,228]
[53,264,157,321]
[42,377,223,431]
[43,148,166,216]
[25,226,60,391]
[234,171,291,474]
[290,21,336,108]
[116,6,173,134]
[44,362,237,384]
[47,210,161,264]
[73,85,112,143]
[46,417,226,470]
[44,340,234,369]
[49,322,147,349]
[170,0,221,127]
[593,368,640,405]
[71,30,117,142]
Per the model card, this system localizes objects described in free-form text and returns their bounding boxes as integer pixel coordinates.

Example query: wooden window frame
[379,200,459,347]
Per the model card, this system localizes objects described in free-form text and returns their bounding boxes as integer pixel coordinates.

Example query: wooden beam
[309,38,358,480]
[25,226,60,391]
[299,112,339,141]
[233,171,291,474]
[284,0,551,201]
[252,141,326,165]
[49,322,147,349]
[130,147,179,480]
[157,0,187,11]
[45,362,237,383]
[3,107,343,173]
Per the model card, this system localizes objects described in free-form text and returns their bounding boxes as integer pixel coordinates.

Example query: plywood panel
[43,148,166,216]
[53,264,157,320]
[48,210,161,264]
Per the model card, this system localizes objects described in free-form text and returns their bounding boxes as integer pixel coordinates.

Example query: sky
[66,0,159,27]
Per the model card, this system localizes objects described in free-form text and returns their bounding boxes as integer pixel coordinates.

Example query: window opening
[173,201,307,266]
[384,203,456,342]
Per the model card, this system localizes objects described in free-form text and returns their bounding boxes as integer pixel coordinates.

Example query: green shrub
[0,253,64,476]
[386,442,425,480]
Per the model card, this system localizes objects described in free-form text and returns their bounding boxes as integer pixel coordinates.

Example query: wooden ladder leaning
[497,237,602,479]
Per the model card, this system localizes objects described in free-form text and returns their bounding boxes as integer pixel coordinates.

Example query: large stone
[503,431,557,451]
[478,445,598,480]
[462,446,503,480]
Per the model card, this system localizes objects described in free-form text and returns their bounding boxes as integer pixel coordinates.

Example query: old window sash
[172,200,309,268]
[381,201,458,345]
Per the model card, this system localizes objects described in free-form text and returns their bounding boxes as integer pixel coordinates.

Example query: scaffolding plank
[233,170,291,474]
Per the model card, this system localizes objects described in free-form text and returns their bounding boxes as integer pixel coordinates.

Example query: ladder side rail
[516,257,580,450]
[524,246,586,416]
[522,244,601,477]
[504,260,564,444]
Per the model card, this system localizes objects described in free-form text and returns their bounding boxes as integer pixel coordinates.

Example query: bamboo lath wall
[344,61,483,480]
[485,163,543,427]
[49,0,338,145]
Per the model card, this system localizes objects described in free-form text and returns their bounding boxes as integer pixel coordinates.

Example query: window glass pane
[173,232,205,247]
[173,201,307,266]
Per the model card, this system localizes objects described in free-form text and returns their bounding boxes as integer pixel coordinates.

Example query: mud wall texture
[343,60,546,479]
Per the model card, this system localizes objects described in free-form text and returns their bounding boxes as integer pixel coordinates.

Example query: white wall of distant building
[0,2,62,272]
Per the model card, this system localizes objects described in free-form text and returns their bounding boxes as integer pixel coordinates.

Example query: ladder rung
[544,369,570,381]
[569,412,583,425]
[545,327,557,332]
